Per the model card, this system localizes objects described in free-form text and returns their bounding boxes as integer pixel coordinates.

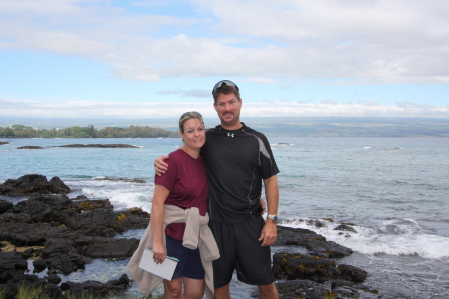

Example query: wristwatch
[267,214,278,223]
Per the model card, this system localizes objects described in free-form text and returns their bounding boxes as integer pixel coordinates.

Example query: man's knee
[258,283,278,299]
[214,283,230,299]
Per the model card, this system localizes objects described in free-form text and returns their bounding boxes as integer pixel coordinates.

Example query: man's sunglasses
[212,80,239,95]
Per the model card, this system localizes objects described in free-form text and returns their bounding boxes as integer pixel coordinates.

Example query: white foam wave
[67,178,154,212]
[282,217,449,259]
[109,192,152,212]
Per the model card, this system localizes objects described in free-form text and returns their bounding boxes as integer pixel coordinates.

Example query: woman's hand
[152,241,166,264]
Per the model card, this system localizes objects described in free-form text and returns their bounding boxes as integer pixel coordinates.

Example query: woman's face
[179,118,206,150]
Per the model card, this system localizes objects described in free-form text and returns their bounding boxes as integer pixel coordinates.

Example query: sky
[1,0,448,121]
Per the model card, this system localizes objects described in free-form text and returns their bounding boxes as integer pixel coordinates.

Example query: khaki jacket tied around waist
[127,205,220,299]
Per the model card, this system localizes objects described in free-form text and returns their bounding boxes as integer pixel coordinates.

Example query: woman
[128,111,219,299]
[151,111,209,298]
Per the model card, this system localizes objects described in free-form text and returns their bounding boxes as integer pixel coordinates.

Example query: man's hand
[259,175,279,246]
[258,220,277,246]
[154,155,169,176]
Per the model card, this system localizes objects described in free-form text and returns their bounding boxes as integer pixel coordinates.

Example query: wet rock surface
[0,174,387,298]
[0,174,70,197]
[272,225,382,298]
[0,174,147,297]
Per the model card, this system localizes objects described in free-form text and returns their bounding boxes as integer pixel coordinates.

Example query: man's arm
[259,174,279,246]
[154,155,169,176]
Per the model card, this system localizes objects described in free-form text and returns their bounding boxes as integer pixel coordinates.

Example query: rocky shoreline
[1,174,384,298]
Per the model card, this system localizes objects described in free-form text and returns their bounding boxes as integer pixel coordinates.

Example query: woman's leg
[163,278,183,299]
[182,277,205,299]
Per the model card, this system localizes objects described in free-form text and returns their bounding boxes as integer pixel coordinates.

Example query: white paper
[138,248,178,281]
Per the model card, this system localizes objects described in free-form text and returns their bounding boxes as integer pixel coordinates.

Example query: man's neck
[220,121,243,131]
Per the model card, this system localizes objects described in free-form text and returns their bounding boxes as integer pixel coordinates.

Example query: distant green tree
[2,127,14,137]
[0,124,178,138]
[87,124,96,137]
[11,124,26,130]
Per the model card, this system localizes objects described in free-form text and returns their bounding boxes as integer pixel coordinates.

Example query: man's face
[213,93,242,128]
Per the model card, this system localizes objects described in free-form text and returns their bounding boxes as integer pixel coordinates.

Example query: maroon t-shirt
[154,149,208,240]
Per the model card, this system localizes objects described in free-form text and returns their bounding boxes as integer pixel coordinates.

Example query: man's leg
[214,282,230,299]
[234,217,274,286]
[210,221,236,296]
[258,283,279,299]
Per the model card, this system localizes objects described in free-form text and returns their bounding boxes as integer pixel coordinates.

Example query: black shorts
[165,234,205,280]
[209,216,274,288]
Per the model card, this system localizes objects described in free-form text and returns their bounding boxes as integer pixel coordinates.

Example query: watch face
[269,215,278,223]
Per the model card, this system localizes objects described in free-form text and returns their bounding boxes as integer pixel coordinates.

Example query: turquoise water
[2,137,449,298]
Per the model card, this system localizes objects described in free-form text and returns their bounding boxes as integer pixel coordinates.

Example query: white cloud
[155,89,210,98]
[1,0,448,84]
[1,97,448,119]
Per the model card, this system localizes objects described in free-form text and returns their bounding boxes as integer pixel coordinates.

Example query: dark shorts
[165,234,205,280]
[209,216,274,288]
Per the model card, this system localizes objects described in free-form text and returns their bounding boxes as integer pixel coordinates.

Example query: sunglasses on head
[212,80,239,95]
[180,111,202,119]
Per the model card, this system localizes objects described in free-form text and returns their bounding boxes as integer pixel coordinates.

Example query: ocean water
[1,137,449,298]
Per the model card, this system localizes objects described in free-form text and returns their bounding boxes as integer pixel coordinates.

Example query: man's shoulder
[206,125,221,135]
[241,125,268,139]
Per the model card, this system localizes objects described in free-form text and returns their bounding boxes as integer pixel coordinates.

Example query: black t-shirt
[202,123,279,223]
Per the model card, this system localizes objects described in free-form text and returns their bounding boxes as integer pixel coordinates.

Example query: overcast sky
[1,0,448,120]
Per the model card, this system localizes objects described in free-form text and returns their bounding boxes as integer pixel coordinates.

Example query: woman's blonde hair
[178,111,204,133]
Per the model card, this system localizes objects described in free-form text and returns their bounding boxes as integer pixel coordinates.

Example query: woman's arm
[150,184,170,264]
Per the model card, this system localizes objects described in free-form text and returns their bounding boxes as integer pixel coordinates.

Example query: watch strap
[267,214,278,223]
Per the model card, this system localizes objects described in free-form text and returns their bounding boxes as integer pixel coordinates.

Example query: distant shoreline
[1,117,449,138]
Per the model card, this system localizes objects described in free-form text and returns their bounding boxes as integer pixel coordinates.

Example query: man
[156,80,280,299]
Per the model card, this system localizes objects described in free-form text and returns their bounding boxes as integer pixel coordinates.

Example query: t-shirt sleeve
[259,135,280,179]
[154,156,178,191]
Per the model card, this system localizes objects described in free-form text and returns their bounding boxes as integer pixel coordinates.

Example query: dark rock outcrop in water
[270,227,376,298]
[13,144,139,150]
[0,174,70,197]
[58,144,139,148]
[273,253,367,283]
[0,175,149,298]
[0,141,9,145]
[17,146,44,149]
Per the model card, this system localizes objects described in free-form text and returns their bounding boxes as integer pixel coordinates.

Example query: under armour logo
[227,133,234,138]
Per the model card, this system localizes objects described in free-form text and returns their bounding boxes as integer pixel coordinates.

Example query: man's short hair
[213,85,241,103]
